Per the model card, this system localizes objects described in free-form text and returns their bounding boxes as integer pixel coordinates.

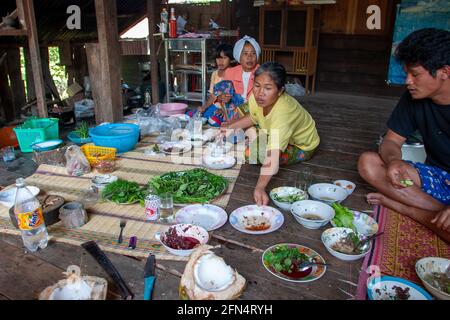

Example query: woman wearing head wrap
[224,35,261,103]
[187,80,244,127]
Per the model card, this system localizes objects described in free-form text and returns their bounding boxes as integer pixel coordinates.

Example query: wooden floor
[0,92,399,300]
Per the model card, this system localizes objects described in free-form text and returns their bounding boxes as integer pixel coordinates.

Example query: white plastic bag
[65,145,91,176]
[285,82,306,97]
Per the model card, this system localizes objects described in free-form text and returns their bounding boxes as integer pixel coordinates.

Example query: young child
[198,80,244,127]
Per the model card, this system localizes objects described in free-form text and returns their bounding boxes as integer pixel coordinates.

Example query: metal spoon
[298,261,330,272]
[355,232,384,253]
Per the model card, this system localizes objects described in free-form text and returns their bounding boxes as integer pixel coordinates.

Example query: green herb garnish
[149,168,228,204]
[273,193,306,204]
[331,203,356,231]
[74,121,90,139]
[263,245,310,273]
[101,179,147,206]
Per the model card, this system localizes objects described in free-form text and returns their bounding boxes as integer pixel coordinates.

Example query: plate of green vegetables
[101,179,147,205]
[149,168,229,204]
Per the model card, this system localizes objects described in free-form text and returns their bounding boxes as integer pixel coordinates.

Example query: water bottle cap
[15,178,25,187]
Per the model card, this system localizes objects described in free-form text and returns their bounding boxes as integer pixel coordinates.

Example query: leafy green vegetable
[102,179,147,205]
[331,203,356,231]
[74,121,90,139]
[149,168,228,204]
[152,144,160,153]
[263,245,310,273]
[273,193,306,204]
[400,179,414,187]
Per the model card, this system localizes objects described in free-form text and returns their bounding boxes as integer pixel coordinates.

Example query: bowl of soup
[290,200,335,229]
[308,183,348,205]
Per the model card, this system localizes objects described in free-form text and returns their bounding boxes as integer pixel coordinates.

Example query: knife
[143,254,156,300]
[81,241,134,300]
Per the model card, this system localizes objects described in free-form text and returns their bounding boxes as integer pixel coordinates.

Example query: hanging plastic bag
[65,145,91,176]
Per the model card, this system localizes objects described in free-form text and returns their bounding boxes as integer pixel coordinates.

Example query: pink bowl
[160,103,188,116]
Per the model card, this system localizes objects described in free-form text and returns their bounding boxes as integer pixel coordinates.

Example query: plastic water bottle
[14,178,48,252]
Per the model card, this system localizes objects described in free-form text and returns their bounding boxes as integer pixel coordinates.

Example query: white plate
[368,276,433,300]
[0,186,40,208]
[262,243,327,283]
[229,205,284,235]
[160,141,192,155]
[175,204,228,231]
[204,141,233,155]
[331,210,379,237]
[203,154,236,170]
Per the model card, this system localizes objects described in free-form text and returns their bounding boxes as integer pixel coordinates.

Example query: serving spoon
[355,232,384,253]
[298,261,330,272]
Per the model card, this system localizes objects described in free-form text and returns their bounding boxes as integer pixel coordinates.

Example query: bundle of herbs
[149,168,228,204]
[263,244,310,274]
[74,121,90,139]
[101,179,147,205]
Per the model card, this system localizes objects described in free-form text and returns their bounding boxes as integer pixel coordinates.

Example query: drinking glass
[297,167,313,192]
[159,193,174,223]
[2,146,15,162]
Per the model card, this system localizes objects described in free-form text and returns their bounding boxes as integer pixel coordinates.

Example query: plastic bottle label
[16,208,44,231]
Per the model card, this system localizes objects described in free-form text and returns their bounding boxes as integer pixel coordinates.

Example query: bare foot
[366,193,385,205]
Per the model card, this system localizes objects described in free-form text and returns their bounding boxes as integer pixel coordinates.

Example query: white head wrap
[233,35,261,62]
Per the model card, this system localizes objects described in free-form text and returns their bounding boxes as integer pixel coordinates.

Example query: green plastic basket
[14,118,60,153]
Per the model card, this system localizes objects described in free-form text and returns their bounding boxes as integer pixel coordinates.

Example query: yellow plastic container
[81,144,116,166]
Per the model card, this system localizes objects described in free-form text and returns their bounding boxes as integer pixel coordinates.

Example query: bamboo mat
[0,136,242,261]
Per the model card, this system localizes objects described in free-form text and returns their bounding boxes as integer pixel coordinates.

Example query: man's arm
[379,129,406,164]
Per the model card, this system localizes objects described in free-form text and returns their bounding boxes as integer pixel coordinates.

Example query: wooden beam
[23,46,35,102]
[0,55,15,122]
[6,48,26,119]
[21,0,47,117]
[0,29,28,37]
[85,43,104,125]
[147,0,160,104]
[15,0,27,30]
[94,0,123,123]
[40,46,62,103]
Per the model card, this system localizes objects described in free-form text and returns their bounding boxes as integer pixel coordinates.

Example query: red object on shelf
[0,126,19,148]
[169,7,177,38]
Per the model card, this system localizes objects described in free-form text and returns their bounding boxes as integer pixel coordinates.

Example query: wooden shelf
[0,28,28,37]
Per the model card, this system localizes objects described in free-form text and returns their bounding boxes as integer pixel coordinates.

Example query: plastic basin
[160,103,188,116]
[89,123,139,153]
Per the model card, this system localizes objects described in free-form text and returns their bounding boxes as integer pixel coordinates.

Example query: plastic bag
[285,82,305,97]
[65,145,91,176]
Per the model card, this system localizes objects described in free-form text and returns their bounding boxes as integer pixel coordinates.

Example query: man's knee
[358,151,383,181]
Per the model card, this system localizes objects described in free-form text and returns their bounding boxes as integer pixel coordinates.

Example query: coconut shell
[179,245,246,300]
[39,265,107,300]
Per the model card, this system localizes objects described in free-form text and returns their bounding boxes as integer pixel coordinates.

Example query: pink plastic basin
[159,103,188,116]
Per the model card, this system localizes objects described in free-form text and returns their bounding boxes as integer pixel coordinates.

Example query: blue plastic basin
[89,123,139,153]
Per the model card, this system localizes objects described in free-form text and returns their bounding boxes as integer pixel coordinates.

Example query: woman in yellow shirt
[222,62,320,205]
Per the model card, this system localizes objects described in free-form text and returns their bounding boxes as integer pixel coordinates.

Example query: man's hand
[386,159,413,189]
[254,187,269,206]
[431,206,450,232]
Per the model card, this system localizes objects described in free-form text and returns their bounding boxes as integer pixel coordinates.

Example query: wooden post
[85,43,104,125]
[21,0,47,117]
[6,48,26,119]
[23,46,35,102]
[147,0,160,104]
[94,0,123,123]
[0,52,15,122]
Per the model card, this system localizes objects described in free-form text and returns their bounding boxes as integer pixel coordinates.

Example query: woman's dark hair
[214,43,234,61]
[255,62,287,90]
[395,28,450,76]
